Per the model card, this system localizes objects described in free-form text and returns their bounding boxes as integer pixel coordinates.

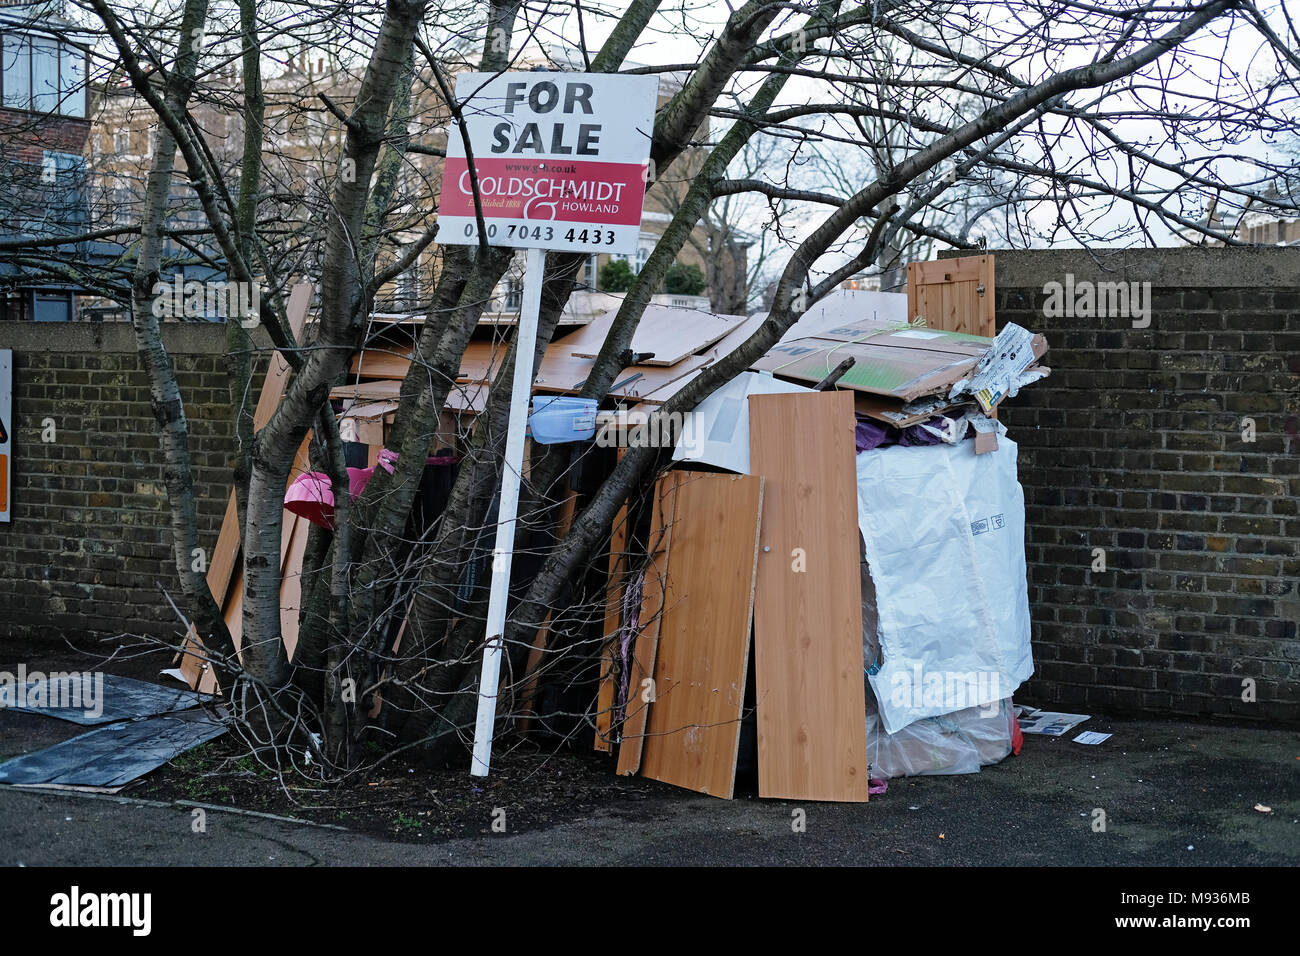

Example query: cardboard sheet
[753,337,980,401]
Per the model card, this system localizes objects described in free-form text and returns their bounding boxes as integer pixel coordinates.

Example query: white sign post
[436,71,658,777]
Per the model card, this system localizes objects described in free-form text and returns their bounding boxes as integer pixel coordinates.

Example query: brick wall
[983,247,1300,724]
[0,322,241,643]
[0,108,90,163]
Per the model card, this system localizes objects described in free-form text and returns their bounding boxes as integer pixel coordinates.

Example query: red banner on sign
[440,157,646,226]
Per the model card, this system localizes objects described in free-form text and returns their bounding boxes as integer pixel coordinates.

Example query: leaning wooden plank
[593,497,629,753]
[748,391,869,802]
[615,471,680,776]
[206,281,314,608]
[517,490,578,733]
[278,514,310,663]
[639,473,763,798]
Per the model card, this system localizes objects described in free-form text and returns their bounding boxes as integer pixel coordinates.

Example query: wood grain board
[533,341,710,404]
[206,281,314,609]
[615,471,680,776]
[350,348,413,379]
[516,490,578,732]
[458,339,511,383]
[330,380,403,402]
[907,255,995,337]
[593,498,629,753]
[748,391,869,802]
[568,306,745,367]
[638,472,763,798]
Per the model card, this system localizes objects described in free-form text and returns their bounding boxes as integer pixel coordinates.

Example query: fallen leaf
[1254,804,1272,813]
[939,833,945,839]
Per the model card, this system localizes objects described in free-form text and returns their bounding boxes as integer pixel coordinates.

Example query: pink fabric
[290,450,463,525]
[284,471,335,529]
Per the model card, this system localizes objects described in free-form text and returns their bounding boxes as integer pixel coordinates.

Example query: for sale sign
[437,71,659,255]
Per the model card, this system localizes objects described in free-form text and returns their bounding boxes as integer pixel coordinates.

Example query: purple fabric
[616,573,644,721]
[855,414,948,452]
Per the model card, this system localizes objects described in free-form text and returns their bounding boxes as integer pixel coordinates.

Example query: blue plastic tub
[529,396,598,444]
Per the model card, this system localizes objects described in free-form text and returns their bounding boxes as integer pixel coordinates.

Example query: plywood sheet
[278,514,310,663]
[615,471,680,776]
[594,498,629,753]
[206,281,313,608]
[569,306,744,367]
[459,339,511,383]
[907,255,995,337]
[748,391,868,802]
[533,343,711,404]
[639,473,763,798]
[0,711,227,788]
[350,348,413,379]
[330,380,403,402]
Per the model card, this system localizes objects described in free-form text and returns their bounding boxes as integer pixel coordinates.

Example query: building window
[31,291,73,322]
[504,276,522,311]
[111,186,132,226]
[113,128,129,154]
[635,245,649,274]
[0,30,86,117]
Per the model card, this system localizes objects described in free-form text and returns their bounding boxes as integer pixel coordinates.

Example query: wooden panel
[748,391,868,802]
[458,339,511,382]
[639,473,763,798]
[534,345,711,404]
[278,515,309,662]
[907,255,995,338]
[349,349,412,379]
[703,314,764,362]
[206,281,313,608]
[444,381,489,414]
[516,490,578,732]
[615,471,680,776]
[330,380,403,402]
[593,497,629,753]
[569,306,744,366]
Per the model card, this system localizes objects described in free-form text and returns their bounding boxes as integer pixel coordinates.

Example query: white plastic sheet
[671,372,812,474]
[866,698,1015,778]
[856,432,1034,733]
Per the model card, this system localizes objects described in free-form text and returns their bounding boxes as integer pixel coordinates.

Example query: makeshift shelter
[178,253,1050,800]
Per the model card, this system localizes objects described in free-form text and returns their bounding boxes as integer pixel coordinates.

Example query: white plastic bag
[866,697,1014,778]
[856,434,1033,733]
